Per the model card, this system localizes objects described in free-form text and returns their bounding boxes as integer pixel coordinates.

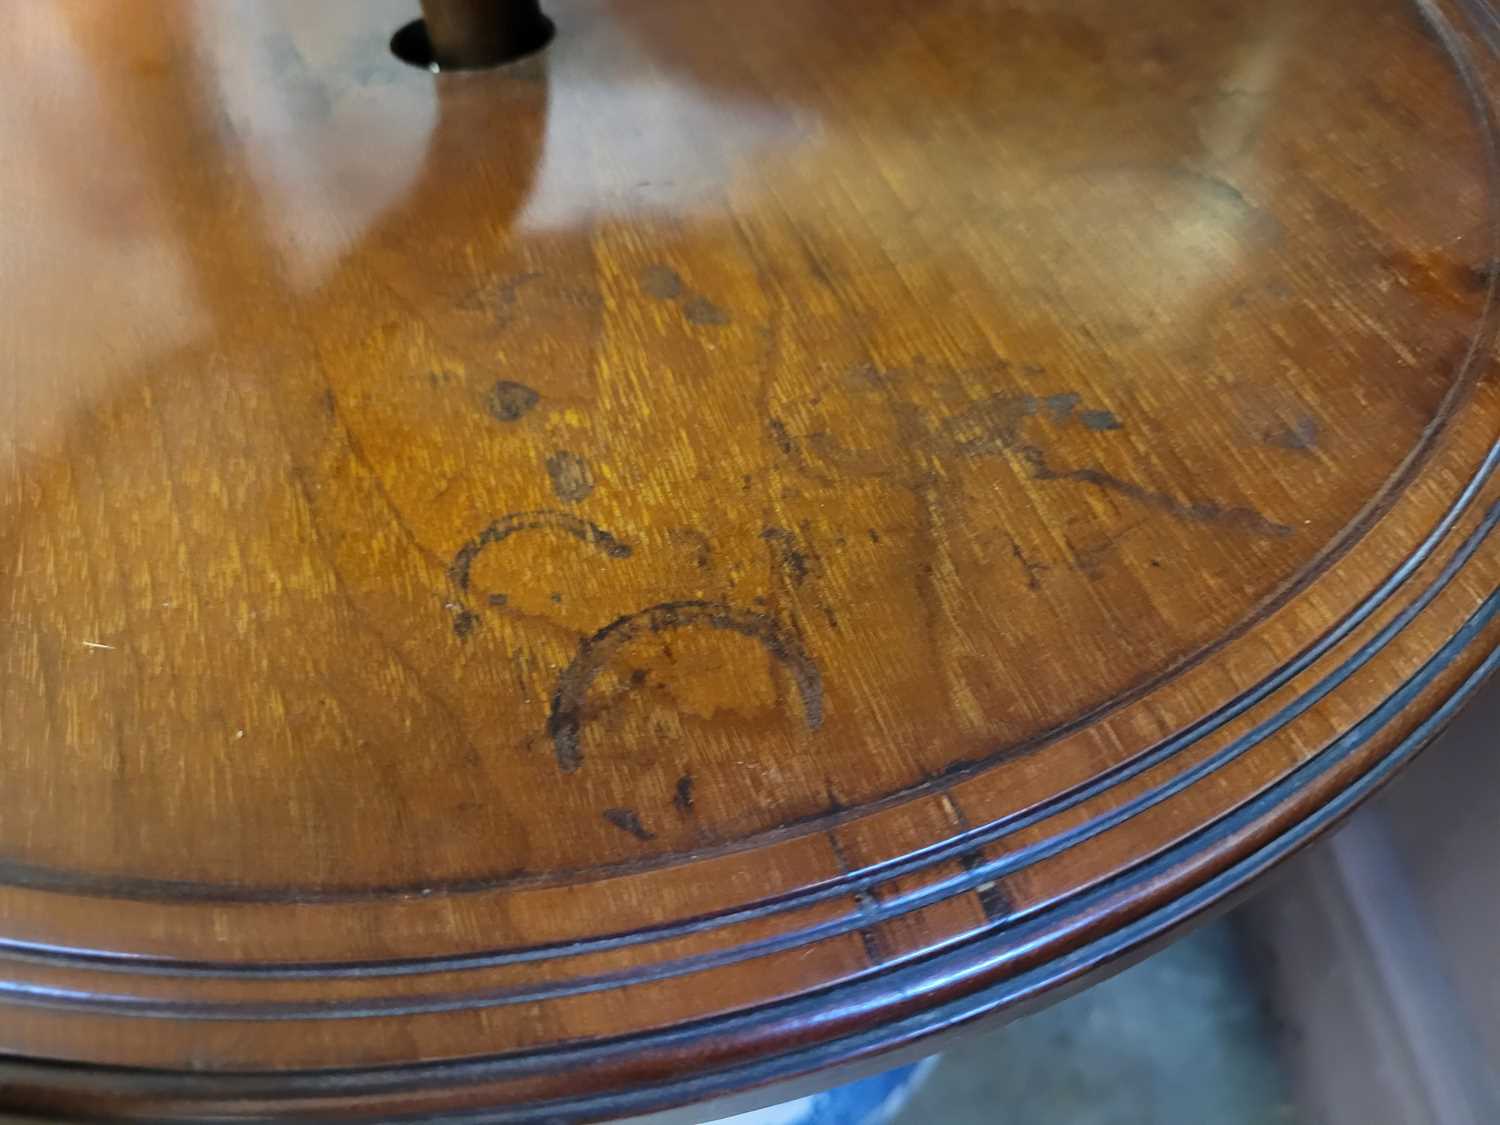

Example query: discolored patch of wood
[545,450,596,503]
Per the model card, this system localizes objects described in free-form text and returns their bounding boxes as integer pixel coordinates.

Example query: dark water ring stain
[449,511,633,591]
[548,600,823,772]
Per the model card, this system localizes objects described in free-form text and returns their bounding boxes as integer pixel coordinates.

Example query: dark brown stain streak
[602,808,655,841]
[1018,446,1294,538]
[674,774,695,813]
[548,601,824,772]
[449,511,634,591]
[761,527,814,585]
[940,392,1292,538]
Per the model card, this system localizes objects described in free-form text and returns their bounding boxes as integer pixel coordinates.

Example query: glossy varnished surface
[0,0,1496,1118]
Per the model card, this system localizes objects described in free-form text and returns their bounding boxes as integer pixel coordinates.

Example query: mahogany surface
[0,0,1497,1118]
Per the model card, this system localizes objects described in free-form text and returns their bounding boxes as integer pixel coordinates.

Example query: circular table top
[1,0,1497,1118]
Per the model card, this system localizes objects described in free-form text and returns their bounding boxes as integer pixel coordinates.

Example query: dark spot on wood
[551,592,563,604]
[826,829,886,964]
[1009,537,1050,590]
[488,593,509,607]
[935,756,979,779]
[548,601,823,772]
[544,450,595,503]
[868,529,881,544]
[768,418,796,456]
[451,609,480,640]
[641,264,684,300]
[824,781,847,814]
[1043,392,1079,421]
[958,848,1013,923]
[1463,261,1500,291]
[322,389,337,417]
[674,774,695,814]
[944,394,1039,454]
[1079,409,1123,432]
[1265,416,1319,452]
[629,668,648,686]
[602,808,655,841]
[486,380,540,423]
[802,246,835,287]
[683,296,731,326]
[762,527,814,586]
[450,511,632,591]
[1382,250,1495,312]
[936,793,1011,922]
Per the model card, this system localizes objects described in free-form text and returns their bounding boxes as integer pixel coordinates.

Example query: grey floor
[892,916,1298,1125]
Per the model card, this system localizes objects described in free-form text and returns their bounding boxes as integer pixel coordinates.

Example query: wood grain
[0,0,1495,1118]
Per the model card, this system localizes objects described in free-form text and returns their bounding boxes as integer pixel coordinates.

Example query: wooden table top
[1,0,1497,1118]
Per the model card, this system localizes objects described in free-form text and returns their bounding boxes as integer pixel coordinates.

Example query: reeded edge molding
[0,598,1493,1122]
[0,493,1491,1019]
